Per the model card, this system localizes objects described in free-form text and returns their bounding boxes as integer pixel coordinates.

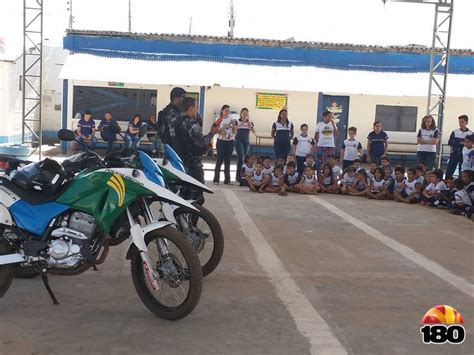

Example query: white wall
[0,58,23,143]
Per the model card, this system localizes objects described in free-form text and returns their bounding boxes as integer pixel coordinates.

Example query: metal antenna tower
[67,0,74,29]
[382,0,454,167]
[228,0,235,38]
[22,0,43,158]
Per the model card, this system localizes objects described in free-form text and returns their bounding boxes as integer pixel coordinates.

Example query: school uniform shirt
[270,173,282,187]
[367,131,388,157]
[217,116,236,141]
[241,164,255,177]
[302,174,317,185]
[392,178,406,193]
[262,166,274,177]
[467,182,474,201]
[251,171,264,183]
[403,179,420,196]
[321,175,333,187]
[292,134,314,157]
[284,172,299,186]
[384,177,394,192]
[354,179,367,192]
[367,170,375,181]
[370,178,385,192]
[341,139,362,161]
[332,165,342,179]
[461,147,473,171]
[315,121,336,147]
[235,119,254,142]
[77,119,95,136]
[448,128,472,155]
[341,173,356,187]
[417,128,440,153]
[272,121,294,143]
[425,181,448,193]
[416,176,425,186]
[453,189,472,207]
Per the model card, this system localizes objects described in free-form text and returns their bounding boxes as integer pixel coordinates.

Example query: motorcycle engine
[47,212,97,268]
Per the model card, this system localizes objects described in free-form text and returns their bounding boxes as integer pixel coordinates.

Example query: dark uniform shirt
[159,103,184,157]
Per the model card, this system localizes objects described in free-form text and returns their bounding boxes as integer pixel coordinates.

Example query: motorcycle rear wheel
[130,226,202,320]
[0,241,15,298]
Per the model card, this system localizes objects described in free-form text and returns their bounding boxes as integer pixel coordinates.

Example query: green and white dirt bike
[0,129,202,320]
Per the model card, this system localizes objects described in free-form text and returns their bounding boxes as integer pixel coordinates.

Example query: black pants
[214,139,234,183]
[100,131,116,153]
[446,153,462,178]
[417,151,436,171]
[184,156,205,204]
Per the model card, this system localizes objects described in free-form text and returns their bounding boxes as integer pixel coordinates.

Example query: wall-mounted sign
[256,92,288,110]
[108,82,125,87]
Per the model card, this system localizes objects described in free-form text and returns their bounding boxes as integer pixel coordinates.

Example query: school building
[1,29,473,158]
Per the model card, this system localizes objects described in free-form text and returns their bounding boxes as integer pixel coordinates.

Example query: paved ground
[0,177,473,354]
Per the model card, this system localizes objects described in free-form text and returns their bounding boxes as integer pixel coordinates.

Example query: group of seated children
[240,154,473,220]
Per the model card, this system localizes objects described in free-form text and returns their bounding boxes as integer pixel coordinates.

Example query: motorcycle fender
[0,203,13,226]
[125,220,173,259]
[161,202,178,224]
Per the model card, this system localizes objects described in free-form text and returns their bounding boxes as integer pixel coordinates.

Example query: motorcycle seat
[0,176,71,205]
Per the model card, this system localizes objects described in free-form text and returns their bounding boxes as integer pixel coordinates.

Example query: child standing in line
[392,167,408,203]
[262,156,274,177]
[397,167,421,204]
[283,161,300,193]
[367,167,387,200]
[297,166,321,195]
[348,169,369,197]
[461,134,474,172]
[265,164,287,195]
[246,161,266,193]
[318,163,340,194]
[328,156,342,181]
[292,123,315,176]
[340,166,357,195]
[421,170,448,206]
[366,162,377,180]
[340,127,363,171]
[240,155,256,186]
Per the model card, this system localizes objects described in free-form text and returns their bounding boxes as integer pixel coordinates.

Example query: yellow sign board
[256,93,288,110]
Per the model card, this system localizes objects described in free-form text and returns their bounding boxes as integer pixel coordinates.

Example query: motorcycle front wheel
[174,204,224,277]
[130,226,202,320]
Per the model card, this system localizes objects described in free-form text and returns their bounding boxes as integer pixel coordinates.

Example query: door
[316,94,350,154]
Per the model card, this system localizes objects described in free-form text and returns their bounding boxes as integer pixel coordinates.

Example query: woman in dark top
[271,109,294,160]
[235,108,256,182]
[124,114,142,148]
[367,121,389,165]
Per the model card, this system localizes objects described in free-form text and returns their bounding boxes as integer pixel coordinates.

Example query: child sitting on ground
[353,159,362,173]
[421,169,448,207]
[240,155,255,186]
[318,163,340,194]
[381,156,391,170]
[328,156,342,180]
[415,165,425,189]
[397,167,421,204]
[449,178,473,216]
[246,161,266,193]
[262,156,274,177]
[297,166,320,195]
[265,164,287,195]
[285,153,296,174]
[340,165,357,195]
[392,166,408,203]
[433,176,455,208]
[366,162,377,180]
[348,169,369,197]
[304,154,318,172]
[367,167,386,200]
[383,167,394,200]
[283,161,300,193]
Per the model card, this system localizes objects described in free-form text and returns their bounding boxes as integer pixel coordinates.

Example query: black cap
[170,87,187,100]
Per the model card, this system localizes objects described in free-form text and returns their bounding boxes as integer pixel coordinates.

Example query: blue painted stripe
[63,34,474,74]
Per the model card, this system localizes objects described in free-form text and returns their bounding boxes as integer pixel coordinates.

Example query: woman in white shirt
[416,115,440,170]
[212,105,236,184]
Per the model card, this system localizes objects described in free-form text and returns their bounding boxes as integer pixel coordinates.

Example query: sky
[1,0,473,59]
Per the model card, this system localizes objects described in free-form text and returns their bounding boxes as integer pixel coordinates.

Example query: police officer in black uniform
[157,87,187,157]
[181,97,208,203]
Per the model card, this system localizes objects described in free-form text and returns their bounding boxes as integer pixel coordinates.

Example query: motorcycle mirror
[58,129,76,141]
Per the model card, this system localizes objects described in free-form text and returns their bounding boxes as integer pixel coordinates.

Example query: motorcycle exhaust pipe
[0,253,25,265]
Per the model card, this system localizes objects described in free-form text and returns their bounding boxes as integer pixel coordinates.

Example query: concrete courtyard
[0,179,472,354]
